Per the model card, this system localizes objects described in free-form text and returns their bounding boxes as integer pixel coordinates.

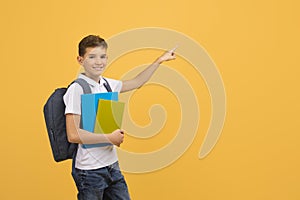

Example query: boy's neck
[82,73,101,83]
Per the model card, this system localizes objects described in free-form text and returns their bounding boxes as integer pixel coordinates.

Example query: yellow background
[1,0,299,199]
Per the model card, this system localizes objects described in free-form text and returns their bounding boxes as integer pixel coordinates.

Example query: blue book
[81,92,118,148]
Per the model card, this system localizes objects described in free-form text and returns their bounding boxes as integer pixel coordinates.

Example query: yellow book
[94,99,125,134]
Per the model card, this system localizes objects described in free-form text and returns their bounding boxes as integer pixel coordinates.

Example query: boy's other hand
[107,129,125,147]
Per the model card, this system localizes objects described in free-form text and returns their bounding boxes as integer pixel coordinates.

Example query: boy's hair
[78,35,108,56]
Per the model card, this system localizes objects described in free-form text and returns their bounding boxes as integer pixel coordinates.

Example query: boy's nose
[95,58,103,65]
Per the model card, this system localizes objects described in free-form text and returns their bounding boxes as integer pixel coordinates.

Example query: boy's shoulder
[103,77,120,84]
[102,77,123,92]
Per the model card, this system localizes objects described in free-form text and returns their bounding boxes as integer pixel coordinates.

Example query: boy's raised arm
[121,46,177,93]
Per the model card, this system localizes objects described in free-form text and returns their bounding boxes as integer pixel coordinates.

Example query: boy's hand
[107,129,125,147]
[157,45,178,64]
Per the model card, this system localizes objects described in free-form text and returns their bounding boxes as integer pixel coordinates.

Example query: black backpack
[43,78,112,162]
[43,78,91,162]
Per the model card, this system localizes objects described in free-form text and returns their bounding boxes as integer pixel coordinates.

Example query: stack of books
[81,92,125,148]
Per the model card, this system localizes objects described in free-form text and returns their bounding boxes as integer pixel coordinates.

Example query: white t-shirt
[63,73,122,170]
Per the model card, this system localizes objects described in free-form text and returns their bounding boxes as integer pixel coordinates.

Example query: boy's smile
[77,46,108,82]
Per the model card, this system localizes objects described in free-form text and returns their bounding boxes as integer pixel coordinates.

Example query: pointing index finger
[169,44,179,53]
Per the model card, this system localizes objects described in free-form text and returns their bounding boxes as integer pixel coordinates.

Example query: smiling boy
[63,35,176,200]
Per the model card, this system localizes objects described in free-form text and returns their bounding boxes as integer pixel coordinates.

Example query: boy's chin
[91,69,104,74]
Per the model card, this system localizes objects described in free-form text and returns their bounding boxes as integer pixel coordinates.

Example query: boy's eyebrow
[87,53,107,56]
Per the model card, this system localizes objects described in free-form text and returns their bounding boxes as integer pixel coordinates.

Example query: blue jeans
[72,162,130,200]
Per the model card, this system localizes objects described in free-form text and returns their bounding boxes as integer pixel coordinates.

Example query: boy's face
[77,46,108,81]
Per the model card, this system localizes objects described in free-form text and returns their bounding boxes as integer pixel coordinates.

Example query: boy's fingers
[169,45,179,54]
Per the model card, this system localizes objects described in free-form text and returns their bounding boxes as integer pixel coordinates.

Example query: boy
[64,35,176,200]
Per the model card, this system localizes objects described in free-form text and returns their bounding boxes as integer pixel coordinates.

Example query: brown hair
[78,35,108,56]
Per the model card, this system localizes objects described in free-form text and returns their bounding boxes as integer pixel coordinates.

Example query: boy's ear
[77,56,84,64]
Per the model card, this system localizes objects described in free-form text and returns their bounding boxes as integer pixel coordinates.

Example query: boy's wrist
[155,57,164,65]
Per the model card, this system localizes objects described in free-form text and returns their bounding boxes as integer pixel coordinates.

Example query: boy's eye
[89,56,95,59]
[100,55,107,59]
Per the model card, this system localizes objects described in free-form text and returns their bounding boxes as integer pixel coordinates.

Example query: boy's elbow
[122,79,143,92]
[65,114,82,143]
[67,131,81,144]
[67,136,78,143]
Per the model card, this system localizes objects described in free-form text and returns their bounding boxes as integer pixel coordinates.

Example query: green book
[94,99,125,134]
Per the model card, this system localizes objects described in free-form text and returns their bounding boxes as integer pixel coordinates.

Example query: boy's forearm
[121,58,162,92]
[70,128,110,144]
[133,59,161,87]
[66,114,110,144]
[121,49,176,92]
[69,127,124,147]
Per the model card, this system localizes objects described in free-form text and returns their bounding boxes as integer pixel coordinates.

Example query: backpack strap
[68,78,92,130]
[74,78,92,94]
[102,77,112,92]
[70,78,91,167]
